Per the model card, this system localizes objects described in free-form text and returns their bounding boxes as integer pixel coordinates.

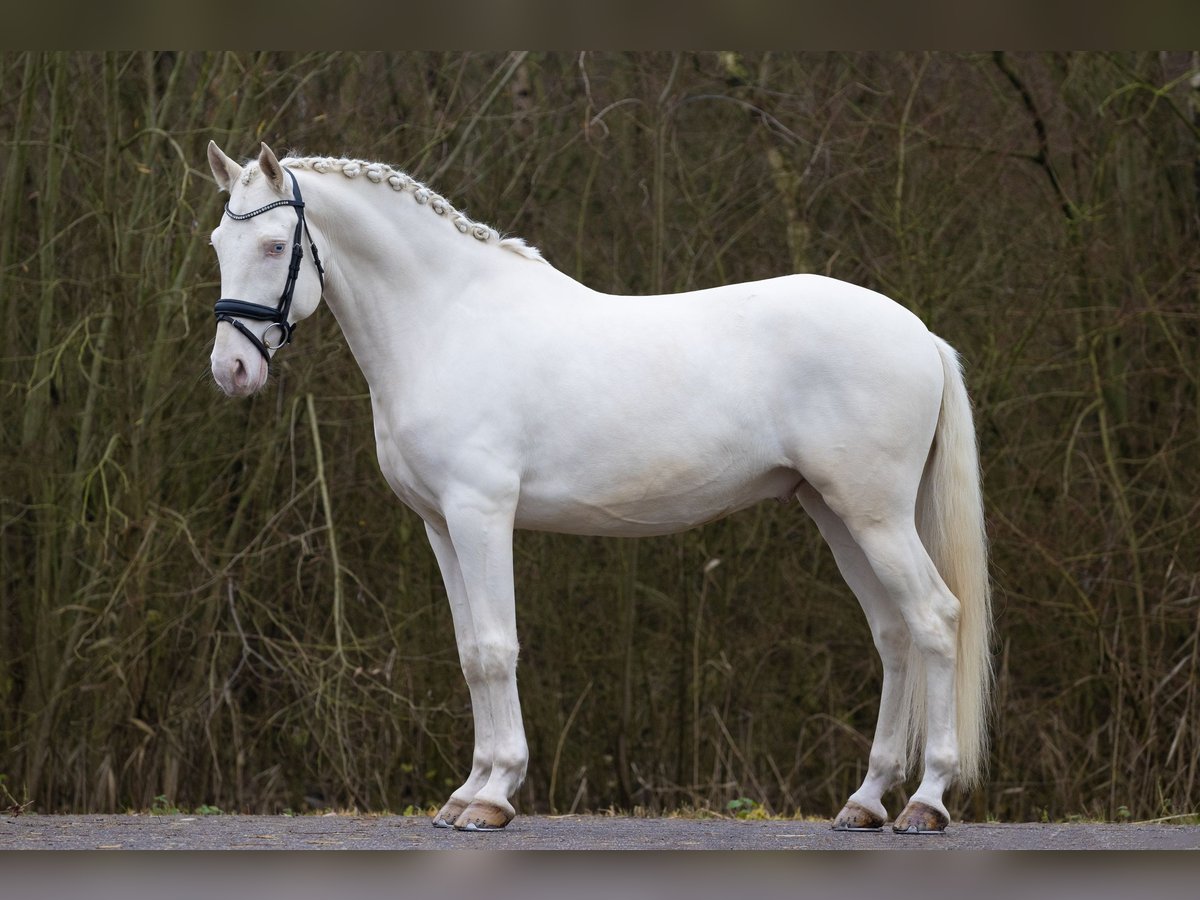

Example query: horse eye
[272,242,286,254]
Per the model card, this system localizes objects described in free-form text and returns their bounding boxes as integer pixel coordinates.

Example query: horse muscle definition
[206,142,992,834]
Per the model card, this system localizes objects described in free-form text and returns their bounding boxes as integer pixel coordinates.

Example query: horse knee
[458,637,519,683]
[457,640,484,682]
[477,637,519,676]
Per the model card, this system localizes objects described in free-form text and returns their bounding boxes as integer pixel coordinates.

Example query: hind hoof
[832,801,885,832]
[432,798,468,828]
[453,800,514,832]
[892,800,949,834]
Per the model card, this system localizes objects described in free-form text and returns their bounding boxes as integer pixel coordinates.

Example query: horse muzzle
[211,322,270,396]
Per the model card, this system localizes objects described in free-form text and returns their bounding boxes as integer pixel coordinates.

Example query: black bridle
[214,169,325,362]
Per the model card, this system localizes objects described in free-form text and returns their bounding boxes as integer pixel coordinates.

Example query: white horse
[206,141,992,834]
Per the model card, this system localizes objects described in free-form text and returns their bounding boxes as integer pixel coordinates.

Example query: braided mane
[272,155,544,262]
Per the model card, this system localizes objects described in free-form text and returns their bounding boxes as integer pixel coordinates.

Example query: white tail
[907,336,993,787]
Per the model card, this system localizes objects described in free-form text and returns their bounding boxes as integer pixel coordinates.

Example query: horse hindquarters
[885,336,991,831]
[810,334,990,832]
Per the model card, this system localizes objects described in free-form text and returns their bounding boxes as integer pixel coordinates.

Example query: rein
[214,169,325,362]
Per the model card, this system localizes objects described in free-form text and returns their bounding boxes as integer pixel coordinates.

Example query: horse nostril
[233,357,248,388]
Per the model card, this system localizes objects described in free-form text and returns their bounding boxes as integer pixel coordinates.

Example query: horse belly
[513,456,800,537]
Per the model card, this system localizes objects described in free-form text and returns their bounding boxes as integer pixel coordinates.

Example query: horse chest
[369,411,448,523]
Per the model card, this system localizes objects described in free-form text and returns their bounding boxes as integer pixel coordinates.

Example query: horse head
[206,141,325,396]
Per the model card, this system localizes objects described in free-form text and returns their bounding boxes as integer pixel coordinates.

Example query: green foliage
[726,797,770,819]
[150,795,181,816]
[1,51,1199,824]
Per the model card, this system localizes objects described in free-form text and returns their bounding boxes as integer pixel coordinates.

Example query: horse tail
[910,335,993,787]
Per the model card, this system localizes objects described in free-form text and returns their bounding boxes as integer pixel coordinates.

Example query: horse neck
[300,171,520,382]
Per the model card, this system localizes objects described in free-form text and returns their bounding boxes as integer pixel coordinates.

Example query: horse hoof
[892,800,949,834]
[831,801,885,832]
[432,798,468,828]
[453,800,514,832]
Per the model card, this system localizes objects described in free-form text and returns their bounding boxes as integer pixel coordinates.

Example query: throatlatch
[213,168,325,362]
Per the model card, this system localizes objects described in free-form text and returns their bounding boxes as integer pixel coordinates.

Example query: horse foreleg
[439,490,527,831]
[797,484,909,831]
[425,522,495,827]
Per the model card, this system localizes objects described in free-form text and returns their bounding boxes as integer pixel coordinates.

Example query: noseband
[214,169,325,362]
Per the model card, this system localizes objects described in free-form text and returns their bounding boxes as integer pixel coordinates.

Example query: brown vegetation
[1,51,1198,822]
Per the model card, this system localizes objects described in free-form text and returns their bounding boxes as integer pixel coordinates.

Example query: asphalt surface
[2,813,1198,850]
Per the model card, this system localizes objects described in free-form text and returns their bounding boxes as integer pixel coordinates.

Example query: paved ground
[2,813,1198,850]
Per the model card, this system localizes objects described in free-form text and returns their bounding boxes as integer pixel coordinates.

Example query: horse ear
[258,142,288,195]
[207,140,242,192]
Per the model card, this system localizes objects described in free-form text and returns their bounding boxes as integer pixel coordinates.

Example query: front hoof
[892,800,949,834]
[432,798,468,829]
[453,800,514,832]
[831,801,885,832]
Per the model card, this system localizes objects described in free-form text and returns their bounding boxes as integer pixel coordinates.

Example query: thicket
[1,51,1198,822]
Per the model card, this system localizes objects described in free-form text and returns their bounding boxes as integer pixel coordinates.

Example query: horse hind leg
[796,484,913,832]
[840,513,962,834]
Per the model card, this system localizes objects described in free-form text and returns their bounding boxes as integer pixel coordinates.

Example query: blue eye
[272,242,286,254]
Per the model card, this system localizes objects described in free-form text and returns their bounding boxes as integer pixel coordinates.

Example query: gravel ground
[2,813,1198,850]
